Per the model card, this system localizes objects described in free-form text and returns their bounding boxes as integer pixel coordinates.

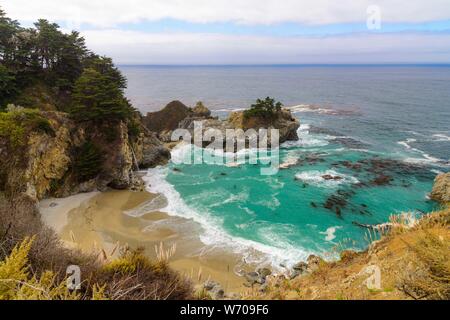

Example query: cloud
[81,29,450,64]
[2,0,450,27]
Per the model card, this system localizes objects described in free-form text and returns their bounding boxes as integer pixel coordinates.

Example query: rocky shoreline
[143,100,300,148]
[0,100,299,203]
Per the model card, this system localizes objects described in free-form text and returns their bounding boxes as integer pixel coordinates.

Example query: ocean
[121,65,450,267]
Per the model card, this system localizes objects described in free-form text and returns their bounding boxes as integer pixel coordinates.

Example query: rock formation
[430,172,450,204]
[0,111,170,200]
[144,101,300,147]
[143,100,192,140]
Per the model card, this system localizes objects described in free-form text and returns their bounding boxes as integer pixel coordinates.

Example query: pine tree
[70,67,132,122]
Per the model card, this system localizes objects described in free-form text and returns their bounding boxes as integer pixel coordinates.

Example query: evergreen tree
[0,64,17,107]
[70,68,132,122]
[73,141,103,181]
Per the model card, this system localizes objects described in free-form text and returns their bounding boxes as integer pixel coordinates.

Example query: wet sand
[39,190,248,293]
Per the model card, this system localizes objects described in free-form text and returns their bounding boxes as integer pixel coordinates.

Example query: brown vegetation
[0,193,193,300]
[249,207,450,300]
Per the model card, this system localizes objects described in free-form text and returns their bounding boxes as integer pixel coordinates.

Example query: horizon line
[118,63,450,67]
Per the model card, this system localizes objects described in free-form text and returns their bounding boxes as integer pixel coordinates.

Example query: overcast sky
[2,0,450,64]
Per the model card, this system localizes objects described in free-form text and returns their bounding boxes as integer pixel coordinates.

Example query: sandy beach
[39,189,249,293]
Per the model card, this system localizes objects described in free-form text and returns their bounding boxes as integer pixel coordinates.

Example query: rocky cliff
[0,110,169,200]
[430,172,450,204]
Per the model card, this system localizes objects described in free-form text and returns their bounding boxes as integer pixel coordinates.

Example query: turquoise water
[127,66,450,267]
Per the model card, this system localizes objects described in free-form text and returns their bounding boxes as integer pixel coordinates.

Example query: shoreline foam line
[143,166,313,269]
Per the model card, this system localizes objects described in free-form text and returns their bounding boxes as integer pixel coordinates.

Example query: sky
[2,0,450,64]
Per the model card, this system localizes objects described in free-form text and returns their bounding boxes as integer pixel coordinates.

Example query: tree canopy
[0,6,133,124]
[244,97,283,120]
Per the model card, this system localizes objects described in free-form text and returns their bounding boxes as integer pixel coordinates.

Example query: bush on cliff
[243,97,283,120]
[0,107,54,147]
[73,141,104,182]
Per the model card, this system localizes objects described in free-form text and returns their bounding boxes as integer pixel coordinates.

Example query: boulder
[192,102,211,118]
[203,280,225,299]
[245,271,262,285]
[307,255,324,272]
[134,129,171,169]
[292,262,308,273]
[228,108,300,144]
[143,100,191,134]
[430,172,450,204]
[257,267,272,278]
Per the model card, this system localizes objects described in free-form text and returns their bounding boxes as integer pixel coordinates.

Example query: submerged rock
[332,137,369,149]
[371,174,393,186]
[322,174,343,181]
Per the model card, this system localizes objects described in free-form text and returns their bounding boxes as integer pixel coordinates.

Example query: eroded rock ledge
[430,172,450,204]
[0,111,170,200]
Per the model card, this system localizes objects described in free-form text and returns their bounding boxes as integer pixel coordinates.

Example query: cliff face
[228,109,300,143]
[133,127,171,169]
[0,111,169,200]
[430,172,450,204]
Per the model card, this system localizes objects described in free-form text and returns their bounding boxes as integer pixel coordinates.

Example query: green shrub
[73,141,103,182]
[0,108,55,146]
[243,97,283,120]
[0,112,26,146]
[102,125,119,143]
[127,119,141,139]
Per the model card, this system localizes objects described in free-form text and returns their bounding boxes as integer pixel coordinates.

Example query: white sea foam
[281,123,329,148]
[295,170,359,188]
[398,138,448,166]
[123,194,168,217]
[288,104,334,115]
[279,156,299,169]
[143,167,312,269]
[253,192,281,211]
[287,104,358,116]
[320,226,342,242]
[432,133,450,142]
[213,107,246,113]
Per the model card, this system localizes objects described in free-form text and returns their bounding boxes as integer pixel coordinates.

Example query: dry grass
[93,248,193,300]
[0,193,194,300]
[397,230,450,300]
[252,207,450,300]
